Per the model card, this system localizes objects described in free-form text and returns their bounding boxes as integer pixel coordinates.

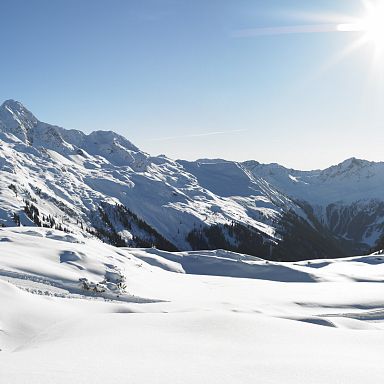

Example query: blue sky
[0,0,382,169]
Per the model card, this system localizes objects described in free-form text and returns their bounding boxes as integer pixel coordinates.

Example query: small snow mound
[105,270,125,284]
[22,230,44,238]
[46,231,85,244]
[59,250,83,263]
[350,255,384,265]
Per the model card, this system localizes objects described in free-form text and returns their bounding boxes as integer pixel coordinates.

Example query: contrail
[151,129,247,142]
[232,23,355,37]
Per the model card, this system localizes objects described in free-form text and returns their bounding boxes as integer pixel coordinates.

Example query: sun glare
[362,2,384,50]
[338,1,384,54]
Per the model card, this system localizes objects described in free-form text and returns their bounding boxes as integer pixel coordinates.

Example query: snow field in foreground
[1,227,384,383]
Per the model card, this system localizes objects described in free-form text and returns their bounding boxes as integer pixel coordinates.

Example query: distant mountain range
[0,99,383,261]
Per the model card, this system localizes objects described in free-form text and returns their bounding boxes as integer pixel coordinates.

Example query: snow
[1,99,384,252]
[244,157,384,205]
[1,227,384,383]
[1,100,384,382]
[182,158,384,247]
[0,100,283,249]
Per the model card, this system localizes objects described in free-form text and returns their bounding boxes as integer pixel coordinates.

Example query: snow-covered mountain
[0,99,383,260]
[181,158,384,256]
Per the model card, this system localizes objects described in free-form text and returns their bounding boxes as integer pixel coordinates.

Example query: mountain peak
[317,157,376,183]
[0,100,142,165]
[335,157,373,172]
[0,99,39,143]
[341,157,367,166]
[1,99,25,110]
[0,99,37,120]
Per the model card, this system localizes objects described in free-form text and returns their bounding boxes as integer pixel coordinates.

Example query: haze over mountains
[0,99,383,261]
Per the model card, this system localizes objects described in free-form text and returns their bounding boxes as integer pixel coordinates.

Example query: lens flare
[338,1,384,54]
[362,1,384,51]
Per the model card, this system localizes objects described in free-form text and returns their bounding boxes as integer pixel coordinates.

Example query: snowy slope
[0,100,285,251]
[183,158,384,253]
[1,227,384,384]
[1,99,384,259]
[252,158,384,248]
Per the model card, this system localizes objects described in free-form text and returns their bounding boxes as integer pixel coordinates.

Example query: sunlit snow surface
[2,100,384,253]
[1,227,384,383]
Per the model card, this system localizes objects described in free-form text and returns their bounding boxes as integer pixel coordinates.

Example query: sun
[338,1,384,53]
[360,1,384,51]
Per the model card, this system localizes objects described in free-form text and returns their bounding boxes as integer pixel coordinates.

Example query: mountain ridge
[2,98,379,172]
[0,99,383,260]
